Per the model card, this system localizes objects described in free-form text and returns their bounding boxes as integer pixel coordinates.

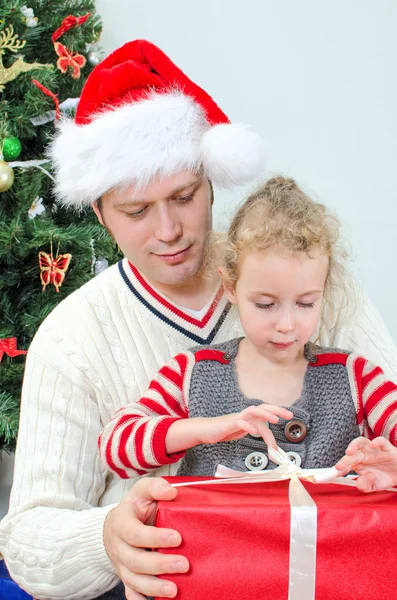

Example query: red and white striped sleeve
[98,351,195,478]
[347,353,397,445]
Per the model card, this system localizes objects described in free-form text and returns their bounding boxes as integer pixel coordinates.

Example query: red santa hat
[49,39,265,209]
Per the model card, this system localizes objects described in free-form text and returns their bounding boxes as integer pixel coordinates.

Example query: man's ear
[219,267,237,304]
[92,200,105,226]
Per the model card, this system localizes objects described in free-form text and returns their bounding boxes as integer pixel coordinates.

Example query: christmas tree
[0,1,120,453]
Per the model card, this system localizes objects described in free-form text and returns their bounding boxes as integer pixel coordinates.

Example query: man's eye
[176,193,194,203]
[126,207,147,218]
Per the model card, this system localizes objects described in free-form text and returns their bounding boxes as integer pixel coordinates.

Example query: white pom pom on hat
[48,39,266,209]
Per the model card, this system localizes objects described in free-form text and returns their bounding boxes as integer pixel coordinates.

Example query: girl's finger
[356,472,376,493]
[370,437,390,450]
[255,420,278,450]
[262,405,294,420]
[345,437,368,455]
[234,419,257,435]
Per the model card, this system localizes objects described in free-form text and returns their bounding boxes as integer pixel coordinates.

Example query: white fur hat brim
[48,92,265,209]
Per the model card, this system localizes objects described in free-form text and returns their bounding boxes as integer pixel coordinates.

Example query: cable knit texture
[0,257,396,599]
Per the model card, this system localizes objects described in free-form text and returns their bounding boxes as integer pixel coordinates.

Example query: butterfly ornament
[38,245,72,292]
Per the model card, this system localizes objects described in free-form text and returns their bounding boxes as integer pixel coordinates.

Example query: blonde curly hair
[221,176,355,340]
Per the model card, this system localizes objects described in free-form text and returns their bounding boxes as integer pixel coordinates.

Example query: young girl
[99,177,397,488]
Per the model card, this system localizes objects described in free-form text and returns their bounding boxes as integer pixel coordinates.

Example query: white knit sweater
[1,258,396,600]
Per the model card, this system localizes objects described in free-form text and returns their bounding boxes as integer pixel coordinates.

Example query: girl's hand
[199,405,294,450]
[335,436,397,493]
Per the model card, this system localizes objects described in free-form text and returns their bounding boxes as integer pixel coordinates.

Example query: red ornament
[51,12,90,79]
[0,337,27,362]
[54,42,86,79]
[51,13,90,43]
[39,251,72,292]
[32,79,60,120]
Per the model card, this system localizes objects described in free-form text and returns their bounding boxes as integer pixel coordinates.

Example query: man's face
[93,171,213,287]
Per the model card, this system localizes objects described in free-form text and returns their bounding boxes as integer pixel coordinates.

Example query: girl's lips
[154,246,191,264]
[270,341,295,350]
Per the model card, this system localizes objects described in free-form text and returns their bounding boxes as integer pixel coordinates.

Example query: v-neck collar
[118,259,232,344]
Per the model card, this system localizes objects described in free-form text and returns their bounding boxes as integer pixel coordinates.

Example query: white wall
[96,0,397,343]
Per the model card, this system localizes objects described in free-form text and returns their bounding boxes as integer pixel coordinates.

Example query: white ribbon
[30,97,80,126]
[7,159,54,181]
[171,447,395,600]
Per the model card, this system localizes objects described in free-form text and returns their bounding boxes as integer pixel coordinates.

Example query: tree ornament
[3,136,21,161]
[87,51,100,66]
[0,159,14,191]
[0,337,27,362]
[54,43,86,79]
[39,248,72,292]
[94,257,109,275]
[32,79,60,120]
[52,13,90,79]
[20,6,38,28]
[28,196,45,219]
[0,25,52,92]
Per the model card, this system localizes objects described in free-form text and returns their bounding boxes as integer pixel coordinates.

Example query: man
[0,39,396,600]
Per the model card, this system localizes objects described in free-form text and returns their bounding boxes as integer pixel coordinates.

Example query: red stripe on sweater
[104,412,140,469]
[390,422,397,446]
[174,353,189,378]
[128,261,223,328]
[151,417,186,465]
[371,400,397,439]
[134,420,161,470]
[118,420,146,474]
[159,364,183,388]
[364,381,397,415]
[194,349,230,363]
[149,380,187,417]
[308,352,348,367]
[104,423,131,479]
[140,396,177,416]
[362,365,383,391]
[353,356,366,426]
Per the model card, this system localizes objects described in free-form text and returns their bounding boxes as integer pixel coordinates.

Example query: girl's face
[225,248,329,362]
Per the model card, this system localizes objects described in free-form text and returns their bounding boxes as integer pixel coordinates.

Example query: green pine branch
[0,0,122,453]
[0,392,20,445]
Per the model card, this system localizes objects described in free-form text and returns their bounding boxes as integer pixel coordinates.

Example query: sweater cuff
[77,504,118,577]
[152,417,186,465]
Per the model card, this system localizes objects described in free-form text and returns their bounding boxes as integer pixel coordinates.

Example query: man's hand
[103,477,188,599]
[335,436,397,493]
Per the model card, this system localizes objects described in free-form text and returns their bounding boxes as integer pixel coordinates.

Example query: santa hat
[49,39,265,209]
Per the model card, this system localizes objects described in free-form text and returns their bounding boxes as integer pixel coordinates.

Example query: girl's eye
[254,302,274,310]
[297,302,315,308]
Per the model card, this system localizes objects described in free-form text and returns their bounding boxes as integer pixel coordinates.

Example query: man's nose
[155,206,182,243]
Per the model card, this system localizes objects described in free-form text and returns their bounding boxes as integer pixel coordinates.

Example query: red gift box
[155,477,397,600]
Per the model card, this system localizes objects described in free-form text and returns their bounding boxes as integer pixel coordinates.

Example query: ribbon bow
[51,13,90,79]
[54,42,86,79]
[0,337,27,362]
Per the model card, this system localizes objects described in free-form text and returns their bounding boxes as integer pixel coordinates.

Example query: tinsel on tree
[0,1,120,453]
